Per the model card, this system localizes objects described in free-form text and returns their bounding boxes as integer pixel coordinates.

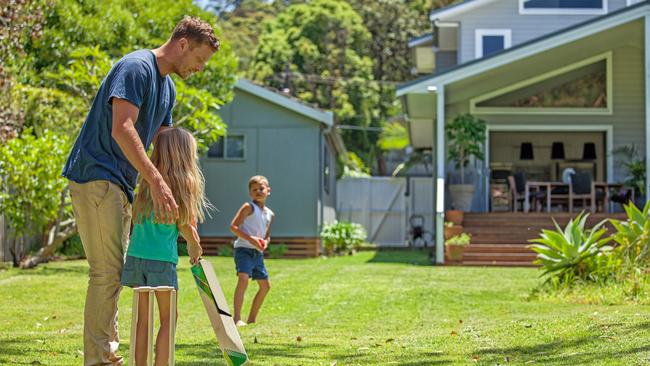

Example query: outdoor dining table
[524,181,631,213]
[524,181,568,213]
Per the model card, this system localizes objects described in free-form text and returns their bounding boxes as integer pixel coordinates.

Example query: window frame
[475,29,512,59]
[206,133,247,160]
[518,0,608,15]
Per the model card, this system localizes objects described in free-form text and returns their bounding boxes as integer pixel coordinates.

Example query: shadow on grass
[475,327,650,365]
[174,339,453,365]
[366,249,433,266]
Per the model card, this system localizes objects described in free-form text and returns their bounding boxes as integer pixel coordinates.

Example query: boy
[229,175,274,326]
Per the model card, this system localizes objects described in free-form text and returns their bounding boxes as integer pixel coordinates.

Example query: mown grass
[1,250,650,365]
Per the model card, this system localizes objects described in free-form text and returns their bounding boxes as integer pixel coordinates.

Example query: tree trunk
[20,188,77,269]
[20,219,76,269]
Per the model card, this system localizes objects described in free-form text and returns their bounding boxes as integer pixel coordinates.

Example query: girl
[121,127,209,366]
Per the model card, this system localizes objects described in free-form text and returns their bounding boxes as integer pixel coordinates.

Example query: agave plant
[610,201,650,271]
[529,212,613,283]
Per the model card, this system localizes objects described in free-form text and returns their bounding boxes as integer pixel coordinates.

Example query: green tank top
[127,215,179,264]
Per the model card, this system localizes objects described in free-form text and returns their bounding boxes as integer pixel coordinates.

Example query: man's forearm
[112,120,161,185]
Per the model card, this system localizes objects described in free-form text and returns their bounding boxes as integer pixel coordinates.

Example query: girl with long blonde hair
[121,127,210,365]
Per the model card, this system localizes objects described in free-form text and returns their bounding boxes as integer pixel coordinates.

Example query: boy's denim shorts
[120,256,178,290]
[234,247,268,280]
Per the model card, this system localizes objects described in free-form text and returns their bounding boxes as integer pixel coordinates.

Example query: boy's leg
[247,279,270,324]
[153,290,176,366]
[135,292,150,366]
[69,181,132,366]
[233,273,250,323]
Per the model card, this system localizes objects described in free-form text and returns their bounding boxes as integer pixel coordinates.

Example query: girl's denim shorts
[120,256,178,290]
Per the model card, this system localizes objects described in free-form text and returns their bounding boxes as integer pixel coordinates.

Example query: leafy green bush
[267,243,288,259]
[445,233,471,246]
[57,235,85,258]
[217,246,233,257]
[529,212,614,285]
[320,221,367,256]
[610,201,650,272]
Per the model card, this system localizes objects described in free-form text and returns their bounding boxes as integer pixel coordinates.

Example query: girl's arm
[230,203,264,249]
[178,219,202,265]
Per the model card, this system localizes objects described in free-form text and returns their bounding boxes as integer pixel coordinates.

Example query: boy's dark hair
[171,16,220,51]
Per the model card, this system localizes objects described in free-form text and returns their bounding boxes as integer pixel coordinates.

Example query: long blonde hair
[133,127,211,226]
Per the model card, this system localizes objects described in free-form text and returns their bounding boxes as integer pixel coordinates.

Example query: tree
[2,0,239,267]
[250,0,380,169]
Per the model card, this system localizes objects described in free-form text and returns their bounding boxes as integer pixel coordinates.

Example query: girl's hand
[188,243,202,266]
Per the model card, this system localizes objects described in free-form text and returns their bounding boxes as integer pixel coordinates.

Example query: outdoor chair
[508,173,545,212]
[568,172,605,212]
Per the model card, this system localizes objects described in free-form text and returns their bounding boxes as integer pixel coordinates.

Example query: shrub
[445,233,471,246]
[610,201,650,272]
[218,246,233,257]
[529,212,614,285]
[57,235,85,258]
[267,243,288,259]
[320,221,367,256]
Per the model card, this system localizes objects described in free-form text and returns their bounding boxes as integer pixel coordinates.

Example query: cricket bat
[191,259,248,366]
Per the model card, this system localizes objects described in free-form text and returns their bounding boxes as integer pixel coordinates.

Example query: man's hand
[150,176,179,224]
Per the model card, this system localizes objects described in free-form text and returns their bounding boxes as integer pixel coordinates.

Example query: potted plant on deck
[445,232,471,264]
[444,221,463,239]
[446,113,487,212]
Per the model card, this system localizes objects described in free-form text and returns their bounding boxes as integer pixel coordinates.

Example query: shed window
[207,134,246,159]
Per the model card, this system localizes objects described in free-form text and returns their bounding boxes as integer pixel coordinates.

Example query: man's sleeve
[162,82,176,127]
[107,59,149,108]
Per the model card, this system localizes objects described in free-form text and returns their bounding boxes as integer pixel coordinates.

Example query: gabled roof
[429,0,500,21]
[399,1,649,97]
[235,79,334,126]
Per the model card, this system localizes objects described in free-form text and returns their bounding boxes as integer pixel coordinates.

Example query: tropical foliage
[529,213,614,285]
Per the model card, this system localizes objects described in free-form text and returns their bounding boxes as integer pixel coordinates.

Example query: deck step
[458,261,538,267]
[453,212,625,266]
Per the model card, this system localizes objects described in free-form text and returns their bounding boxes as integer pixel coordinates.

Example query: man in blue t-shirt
[62,16,220,366]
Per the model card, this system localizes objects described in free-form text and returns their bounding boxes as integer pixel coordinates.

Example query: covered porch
[397,5,650,264]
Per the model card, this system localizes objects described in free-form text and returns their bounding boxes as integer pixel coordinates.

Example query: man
[62,16,220,366]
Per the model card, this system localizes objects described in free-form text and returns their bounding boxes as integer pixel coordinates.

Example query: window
[519,0,607,14]
[207,134,245,159]
[470,52,613,115]
[475,29,511,58]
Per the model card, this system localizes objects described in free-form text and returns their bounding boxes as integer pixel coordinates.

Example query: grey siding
[442,0,628,64]
[200,89,324,238]
[442,21,645,210]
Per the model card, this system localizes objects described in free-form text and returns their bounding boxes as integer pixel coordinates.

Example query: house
[199,79,343,258]
[398,0,650,264]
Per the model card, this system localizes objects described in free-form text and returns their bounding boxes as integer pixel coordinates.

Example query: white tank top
[234,202,274,249]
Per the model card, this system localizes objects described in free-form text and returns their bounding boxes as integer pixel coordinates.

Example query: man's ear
[178,37,189,53]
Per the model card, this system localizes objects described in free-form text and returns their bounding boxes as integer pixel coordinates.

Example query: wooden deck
[195,237,320,258]
[458,212,626,266]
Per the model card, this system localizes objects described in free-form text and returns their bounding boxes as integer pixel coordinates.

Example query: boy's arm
[178,220,202,265]
[230,203,264,250]
[264,214,275,243]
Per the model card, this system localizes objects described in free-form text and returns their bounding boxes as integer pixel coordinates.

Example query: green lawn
[2,251,650,365]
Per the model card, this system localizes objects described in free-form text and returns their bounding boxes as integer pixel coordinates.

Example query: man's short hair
[171,16,220,51]
[249,175,269,189]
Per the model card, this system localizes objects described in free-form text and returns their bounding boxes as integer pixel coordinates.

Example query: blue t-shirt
[62,50,175,202]
[127,215,179,264]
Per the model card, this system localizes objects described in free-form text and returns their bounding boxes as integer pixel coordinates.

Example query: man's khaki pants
[69,180,132,366]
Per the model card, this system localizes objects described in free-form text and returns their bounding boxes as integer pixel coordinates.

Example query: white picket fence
[336,177,434,247]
